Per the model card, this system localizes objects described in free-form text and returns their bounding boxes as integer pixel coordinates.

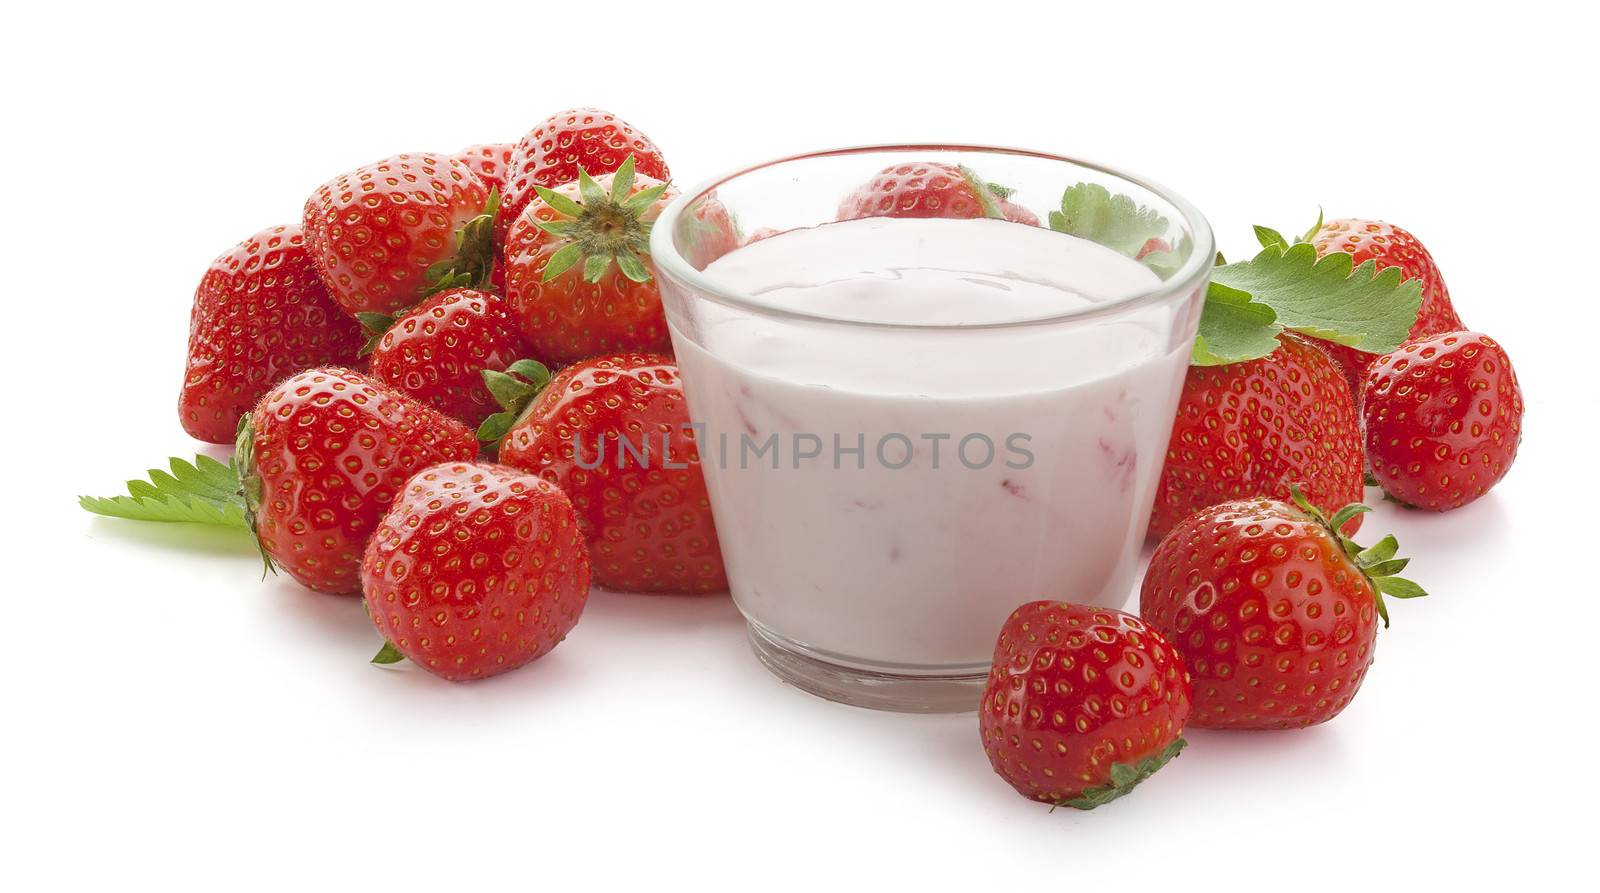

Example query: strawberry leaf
[371,642,406,665]
[79,455,249,529]
[1057,738,1186,810]
[1048,182,1169,258]
[1253,225,1289,251]
[1190,282,1281,366]
[1210,244,1423,354]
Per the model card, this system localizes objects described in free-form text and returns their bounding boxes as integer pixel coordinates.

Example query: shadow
[82,516,260,558]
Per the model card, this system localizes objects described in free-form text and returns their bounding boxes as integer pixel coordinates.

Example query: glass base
[746,623,988,713]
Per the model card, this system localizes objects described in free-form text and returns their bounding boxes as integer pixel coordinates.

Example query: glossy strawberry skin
[497,108,669,243]
[1149,334,1363,539]
[179,225,365,443]
[503,172,676,364]
[1363,331,1523,510]
[452,143,514,192]
[1140,497,1381,729]
[836,161,1039,225]
[302,153,490,316]
[1310,219,1464,392]
[980,602,1191,805]
[362,461,590,681]
[367,288,529,427]
[248,367,478,594]
[497,354,727,594]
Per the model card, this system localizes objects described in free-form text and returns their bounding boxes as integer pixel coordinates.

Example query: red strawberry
[452,142,514,192]
[1149,333,1363,539]
[179,224,365,443]
[302,153,496,317]
[485,353,728,594]
[837,161,1039,225]
[1362,331,1523,510]
[1140,487,1425,729]
[979,601,1191,808]
[502,159,677,364]
[362,461,590,681]
[363,288,530,427]
[678,193,743,269]
[1310,219,1463,392]
[498,108,670,244]
[240,367,479,594]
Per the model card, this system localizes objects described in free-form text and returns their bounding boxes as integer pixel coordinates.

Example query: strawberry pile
[88,107,729,681]
[83,130,1525,812]
[980,205,1524,809]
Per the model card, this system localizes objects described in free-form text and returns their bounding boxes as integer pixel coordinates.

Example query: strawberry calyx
[423,187,501,297]
[534,156,667,285]
[354,312,397,357]
[1287,484,1426,627]
[1057,738,1187,810]
[1253,208,1326,253]
[233,416,277,577]
[476,358,554,444]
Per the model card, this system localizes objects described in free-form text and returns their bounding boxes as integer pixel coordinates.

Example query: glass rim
[649,143,1215,332]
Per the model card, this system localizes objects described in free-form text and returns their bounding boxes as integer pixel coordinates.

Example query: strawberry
[240,367,479,594]
[678,193,743,269]
[179,224,365,444]
[362,288,530,427]
[452,142,514,192]
[498,108,670,244]
[836,161,1039,225]
[1149,333,1363,539]
[302,153,497,318]
[1362,331,1523,510]
[502,159,677,364]
[979,601,1191,808]
[483,353,728,594]
[1309,219,1464,392]
[362,461,590,681]
[1140,487,1425,730]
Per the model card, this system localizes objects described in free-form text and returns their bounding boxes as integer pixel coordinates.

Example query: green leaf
[1209,244,1424,354]
[79,455,249,529]
[622,183,670,216]
[1190,282,1281,366]
[533,186,584,219]
[371,642,406,665]
[1253,225,1289,251]
[532,218,578,239]
[582,252,613,283]
[1377,577,1428,599]
[614,250,651,284]
[1057,738,1186,810]
[481,368,537,411]
[577,168,607,207]
[1300,207,1324,243]
[541,243,584,282]
[610,155,636,203]
[1356,534,1400,566]
[1364,558,1411,577]
[1141,232,1193,280]
[1327,503,1372,531]
[1049,182,1169,258]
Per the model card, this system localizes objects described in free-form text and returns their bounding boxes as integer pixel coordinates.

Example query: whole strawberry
[498,108,670,243]
[1310,219,1463,391]
[1363,331,1523,510]
[837,161,1039,225]
[363,288,530,427]
[452,142,514,192]
[979,601,1191,808]
[303,153,496,317]
[485,353,728,594]
[179,224,364,443]
[362,461,590,681]
[503,158,677,364]
[1149,333,1363,539]
[241,367,478,594]
[1140,487,1425,730]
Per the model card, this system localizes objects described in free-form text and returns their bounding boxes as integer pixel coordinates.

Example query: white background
[4,2,1594,888]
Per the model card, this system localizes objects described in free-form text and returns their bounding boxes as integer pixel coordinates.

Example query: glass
[651,145,1213,712]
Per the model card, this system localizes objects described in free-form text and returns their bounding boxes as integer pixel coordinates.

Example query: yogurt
[670,216,1192,671]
